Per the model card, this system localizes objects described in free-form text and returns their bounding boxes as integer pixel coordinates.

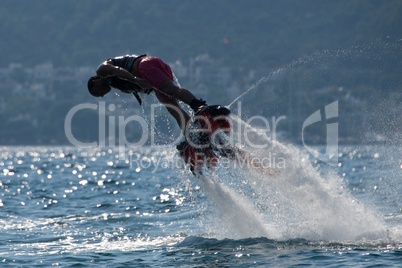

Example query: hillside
[1,0,402,68]
[0,0,401,145]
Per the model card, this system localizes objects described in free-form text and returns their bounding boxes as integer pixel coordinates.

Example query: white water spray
[193,43,402,241]
[193,107,388,242]
[232,115,387,241]
[196,174,279,239]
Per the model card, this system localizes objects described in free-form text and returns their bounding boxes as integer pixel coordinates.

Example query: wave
[176,235,402,251]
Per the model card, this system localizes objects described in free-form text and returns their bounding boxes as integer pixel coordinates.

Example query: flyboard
[176,105,272,178]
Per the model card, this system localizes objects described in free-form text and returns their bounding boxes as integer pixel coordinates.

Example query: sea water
[2,42,401,266]
[0,144,401,267]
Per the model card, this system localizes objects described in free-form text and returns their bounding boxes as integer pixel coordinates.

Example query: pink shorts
[136,57,174,88]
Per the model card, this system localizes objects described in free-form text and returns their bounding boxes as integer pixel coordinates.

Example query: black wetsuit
[106,54,147,105]
[108,54,146,73]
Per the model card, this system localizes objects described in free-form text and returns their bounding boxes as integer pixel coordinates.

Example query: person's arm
[96,60,152,90]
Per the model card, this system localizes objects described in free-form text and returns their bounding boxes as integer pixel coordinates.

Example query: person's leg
[159,80,198,105]
[137,57,200,105]
[154,91,191,132]
[137,57,174,88]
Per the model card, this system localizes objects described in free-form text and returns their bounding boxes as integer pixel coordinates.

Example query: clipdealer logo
[64,100,339,167]
[63,101,287,151]
[302,101,339,166]
[64,102,151,149]
[64,101,181,160]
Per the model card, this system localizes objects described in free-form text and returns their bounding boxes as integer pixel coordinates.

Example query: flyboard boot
[177,104,234,176]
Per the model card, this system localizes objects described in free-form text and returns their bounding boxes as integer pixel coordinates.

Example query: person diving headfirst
[87,54,245,175]
[87,54,207,132]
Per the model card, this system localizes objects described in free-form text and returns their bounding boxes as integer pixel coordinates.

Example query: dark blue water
[0,144,401,267]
